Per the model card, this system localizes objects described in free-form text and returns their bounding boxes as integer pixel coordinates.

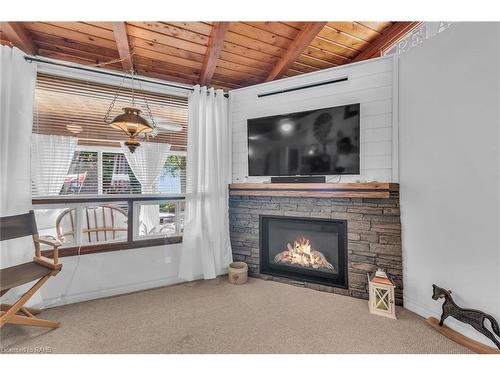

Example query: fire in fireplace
[260,215,347,288]
[274,237,335,271]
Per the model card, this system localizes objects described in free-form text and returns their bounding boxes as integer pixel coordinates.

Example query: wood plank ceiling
[0,21,420,91]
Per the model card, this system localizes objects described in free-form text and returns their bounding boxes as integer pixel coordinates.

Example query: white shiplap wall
[229,55,398,183]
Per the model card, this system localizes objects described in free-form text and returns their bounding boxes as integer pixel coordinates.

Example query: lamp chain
[103,67,157,137]
[136,78,157,129]
[103,75,127,124]
[130,69,136,107]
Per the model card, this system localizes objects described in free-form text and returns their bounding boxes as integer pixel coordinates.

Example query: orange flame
[274,237,334,271]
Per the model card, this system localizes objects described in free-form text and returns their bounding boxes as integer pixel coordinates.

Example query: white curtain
[31,134,78,196]
[179,85,233,281]
[122,141,171,234]
[0,46,39,304]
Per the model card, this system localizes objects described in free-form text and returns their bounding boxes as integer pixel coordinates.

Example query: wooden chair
[56,204,127,244]
[0,210,62,329]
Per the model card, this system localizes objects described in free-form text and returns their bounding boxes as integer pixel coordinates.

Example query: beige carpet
[0,277,471,354]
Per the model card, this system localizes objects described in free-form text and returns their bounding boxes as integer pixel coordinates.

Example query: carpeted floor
[0,277,471,354]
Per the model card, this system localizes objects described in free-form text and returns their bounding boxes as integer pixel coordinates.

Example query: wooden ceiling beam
[199,22,231,86]
[266,22,327,82]
[112,22,133,72]
[0,22,37,55]
[352,21,422,62]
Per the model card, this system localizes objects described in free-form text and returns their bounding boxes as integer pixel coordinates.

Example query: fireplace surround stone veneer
[229,194,403,305]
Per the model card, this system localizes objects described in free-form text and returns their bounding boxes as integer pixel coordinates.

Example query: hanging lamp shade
[104,70,158,153]
[109,107,153,135]
[109,107,154,153]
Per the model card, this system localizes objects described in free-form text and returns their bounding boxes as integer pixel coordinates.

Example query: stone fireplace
[229,183,403,305]
[260,215,348,288]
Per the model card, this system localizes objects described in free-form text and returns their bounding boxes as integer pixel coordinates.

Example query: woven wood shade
[34,73,188,151]
[31,74,187,197]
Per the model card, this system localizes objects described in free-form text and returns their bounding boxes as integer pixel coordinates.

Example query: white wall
[31,207,184,307]
[38,244,183,308]
[229,56,398,183]
[399,22,500,347]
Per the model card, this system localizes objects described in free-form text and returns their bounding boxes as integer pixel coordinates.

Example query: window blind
[32,73,188,197]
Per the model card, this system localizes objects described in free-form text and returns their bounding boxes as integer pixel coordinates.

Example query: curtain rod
[24,56,229,98]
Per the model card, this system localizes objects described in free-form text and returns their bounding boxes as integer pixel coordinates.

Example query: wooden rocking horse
[431,284,500,351]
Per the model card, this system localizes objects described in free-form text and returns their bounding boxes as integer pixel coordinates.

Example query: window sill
[32,194,185,205]
[41,236,183,258]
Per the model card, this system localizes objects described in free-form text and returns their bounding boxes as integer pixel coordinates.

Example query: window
[33,198,184,251]
[102,152,141,194]
[160,155,186,194]
[134,200,185,239]
[61,149,142,195]
[32,73,188,198]
[62,151,99,195]
[31,73,188,253]
[58,150,186,196]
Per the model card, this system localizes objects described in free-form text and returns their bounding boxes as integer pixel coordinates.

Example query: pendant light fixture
[104,70,157,153]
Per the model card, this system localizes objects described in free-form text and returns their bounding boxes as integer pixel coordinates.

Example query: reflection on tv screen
[247,104,360,176]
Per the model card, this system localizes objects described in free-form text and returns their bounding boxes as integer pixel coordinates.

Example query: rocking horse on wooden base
[432,284,500,350]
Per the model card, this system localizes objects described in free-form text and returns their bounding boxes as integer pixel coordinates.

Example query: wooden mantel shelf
[229,182,399,199]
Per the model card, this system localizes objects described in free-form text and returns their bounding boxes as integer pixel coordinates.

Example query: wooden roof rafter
[0,22,37,55]
[2,21,422,90]
[112,22,134,72]
[266,22,327,82]
[199,22,231,86]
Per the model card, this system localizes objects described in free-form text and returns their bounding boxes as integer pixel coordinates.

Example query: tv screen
[247,103,360,176]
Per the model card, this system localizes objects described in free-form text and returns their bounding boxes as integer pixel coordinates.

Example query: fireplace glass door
[260,215,347,288]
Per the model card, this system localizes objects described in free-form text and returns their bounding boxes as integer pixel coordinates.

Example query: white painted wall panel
[38,244,183,308]
[229,56,397,183]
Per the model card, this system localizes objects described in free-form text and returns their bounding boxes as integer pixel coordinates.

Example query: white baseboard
[404,295,498,349]
[38,276,187,309]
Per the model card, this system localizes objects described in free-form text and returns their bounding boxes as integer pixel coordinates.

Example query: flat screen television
[247,103,360,176]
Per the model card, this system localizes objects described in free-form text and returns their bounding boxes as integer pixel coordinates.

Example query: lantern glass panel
[375,288,389,310]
